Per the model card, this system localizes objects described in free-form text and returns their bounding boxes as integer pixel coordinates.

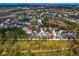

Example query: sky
[0,0,79,3]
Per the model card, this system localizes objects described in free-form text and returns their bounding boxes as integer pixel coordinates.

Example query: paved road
[21,48,69,53]
[17,38,68,40]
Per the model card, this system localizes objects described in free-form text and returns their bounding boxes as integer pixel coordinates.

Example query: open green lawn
[0,40,79,56]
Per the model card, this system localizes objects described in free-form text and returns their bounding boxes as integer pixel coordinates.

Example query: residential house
[37,28,47,38]
[36,19,44,27]
[17,18,32,25]
[56,30,64,39]
[24,29,32,35]
[67,31,77,40]
[52,29,57,39]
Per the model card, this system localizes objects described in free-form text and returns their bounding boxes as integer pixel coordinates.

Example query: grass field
[0,40,79,56]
